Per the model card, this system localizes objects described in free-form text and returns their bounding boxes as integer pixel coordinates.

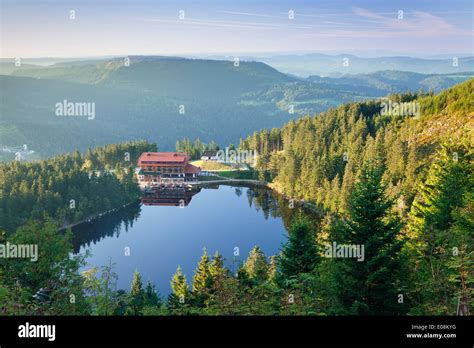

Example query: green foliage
[329,166,408,315]
[82,259,120,315]
[175,138,219,160]
[191,249,213,307]
[126,271,145,315]
[208,252,226,280]
[1,78,471,316]
[241,246,269,285]
[446,190,474,315]
[0,219,88,315]
[0,141,155,232]
[144,281,162,308]
[407,141,473,314]
[244,79,473,214]
[277,217,320,286]
[168,266,190,314]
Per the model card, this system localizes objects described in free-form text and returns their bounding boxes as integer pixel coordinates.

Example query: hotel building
[136,152,201,187]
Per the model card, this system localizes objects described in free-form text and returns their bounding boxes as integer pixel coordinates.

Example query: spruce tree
[127,270,144,315]
[170,266,189,300]
[331,166,407,315]
[277,217,319,286]
[447,190,474,315]
[267,255,277,282]
[242,246,269,285]
[191,248,212,306]
[408,142,472,314]
[209,252,226,280]
[168,266,190,313]
[192,249,211,293]
[144,281,161,307]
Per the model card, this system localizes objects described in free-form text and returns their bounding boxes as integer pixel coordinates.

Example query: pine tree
[408,142,472,314]
[242,246,268,285]
[209,252,226,280]
[168,266,190,313]
[192,249,212,306]
[144,281,161,307]
[277,217,319,286]
[192,249,211,293]
[127,270,144,315]
[268,255,277,282]
[170,266,189,300]
[340,161,354,214]
[447,190,474,315]
[330,166,407,315]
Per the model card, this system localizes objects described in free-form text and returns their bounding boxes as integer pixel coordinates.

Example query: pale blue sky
[1,0,473,58]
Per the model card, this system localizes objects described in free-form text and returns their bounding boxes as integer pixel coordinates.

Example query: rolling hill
[256,53,474,77]
[1,56,472,159]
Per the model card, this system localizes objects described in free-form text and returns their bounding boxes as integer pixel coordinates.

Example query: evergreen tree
[192,248,210,293]
[209,252,226,280]
[242,246,269,285]
[330,166,407,315]
[277,217,319,286]
[168,266,190,313]
[192,249,212,306]
[267,255,277,282]
[408,142,472,314]
[447,190,474,315]
[127,271,144,315]
[144,281,161,308]
[170,266,189,300]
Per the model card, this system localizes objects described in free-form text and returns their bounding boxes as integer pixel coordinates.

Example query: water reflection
[71,185,322,293]
[141,186,202,207]
[71,201,141,253]
[72,185,321,254]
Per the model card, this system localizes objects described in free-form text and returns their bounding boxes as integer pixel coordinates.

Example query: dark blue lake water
[72,185,313,296]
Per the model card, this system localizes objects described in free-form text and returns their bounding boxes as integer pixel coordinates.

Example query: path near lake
[193,178,267,186]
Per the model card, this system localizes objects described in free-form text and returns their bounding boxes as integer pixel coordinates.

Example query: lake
[72,184,318,296]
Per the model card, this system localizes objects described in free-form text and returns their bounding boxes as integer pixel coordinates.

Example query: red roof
[138,152,189,165]
[185,163,201,174]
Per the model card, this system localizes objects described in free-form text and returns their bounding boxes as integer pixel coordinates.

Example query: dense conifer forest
[0,141,156,233]
[0,80,472,315]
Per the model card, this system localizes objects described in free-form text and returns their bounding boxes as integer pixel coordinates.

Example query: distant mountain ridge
[307,70,474,95]
[0,56,472,159]
[254,53,474,77]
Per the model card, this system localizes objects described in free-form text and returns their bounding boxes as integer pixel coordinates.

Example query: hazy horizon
[1,51,474,60]
[1,0,473,59]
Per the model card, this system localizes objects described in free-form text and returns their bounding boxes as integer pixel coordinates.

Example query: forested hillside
[238,79,473,314]
[0,80,471,317]
[0,141,156,233]
[257,53,474,77]
[241,79,472,210]
[1,57,472,159]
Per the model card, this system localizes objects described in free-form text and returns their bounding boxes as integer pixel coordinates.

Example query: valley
[1,56,472,159]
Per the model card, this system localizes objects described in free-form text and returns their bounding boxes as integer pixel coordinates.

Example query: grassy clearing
[217,170,259,180]
[190,160,233,171]
[197,175,225,182]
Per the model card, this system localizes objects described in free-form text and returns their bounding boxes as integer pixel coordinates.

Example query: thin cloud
[137,17,280,30]
[351,6,467,35]
[218,10,285,19]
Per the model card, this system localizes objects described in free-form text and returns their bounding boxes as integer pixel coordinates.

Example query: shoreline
[59,179,323,231]
[267,182,325,216]
[58,200,139,231]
